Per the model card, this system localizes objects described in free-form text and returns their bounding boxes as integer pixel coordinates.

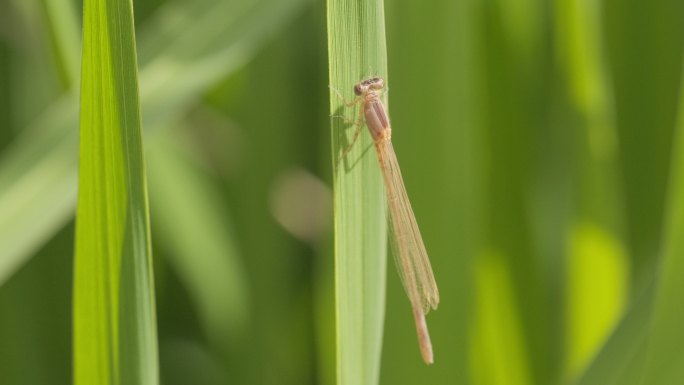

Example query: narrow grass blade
[40,0,80,87]
[137,0,310,131]
[639,65,684,384]
[0,0,308,287]
[73,0,158,384]
[327,0,388,383]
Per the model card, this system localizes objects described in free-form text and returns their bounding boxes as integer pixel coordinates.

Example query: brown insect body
[348,76,440,365]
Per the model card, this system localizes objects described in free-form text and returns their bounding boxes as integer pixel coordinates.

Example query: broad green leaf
[327,0,388,384]
[73,0,158,384]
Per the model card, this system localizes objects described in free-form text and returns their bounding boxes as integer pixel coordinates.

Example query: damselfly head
[354,77,385,96]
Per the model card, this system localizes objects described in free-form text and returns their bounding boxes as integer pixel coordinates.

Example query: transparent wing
[376,140,439,314]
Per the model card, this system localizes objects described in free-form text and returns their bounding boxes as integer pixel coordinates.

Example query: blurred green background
[1,0,684,384]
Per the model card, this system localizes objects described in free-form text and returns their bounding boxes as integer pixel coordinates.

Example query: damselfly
[341,76,440,364]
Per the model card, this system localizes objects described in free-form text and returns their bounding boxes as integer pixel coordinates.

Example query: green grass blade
[138,0,310,131]
[639,65,684,384]
[327,0,388,384]
[73,0,158,384]
[0,124,77,284]
[40,0,80,87]
[0,0,307,287]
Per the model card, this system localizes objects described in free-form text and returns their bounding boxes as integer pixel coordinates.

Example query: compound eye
[353,84,365,96]
[369,78,384,90]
